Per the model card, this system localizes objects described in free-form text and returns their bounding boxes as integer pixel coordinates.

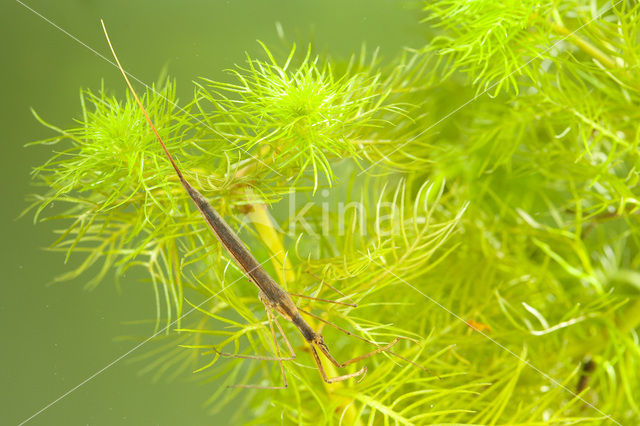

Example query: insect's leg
[265,308,293,389]
[302,271,359,307]
[299,307,436,376]
[288,292,356,307]
[271,310,296,360]
[308,344,367,384]
[223,308,296,389]
[214,314,295,362]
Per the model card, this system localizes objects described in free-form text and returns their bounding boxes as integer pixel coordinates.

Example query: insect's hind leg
[289,271,358,307]
[288,292,356,307]
[299,307,437,377]
[220,308,296,389]
[308,343,367,384]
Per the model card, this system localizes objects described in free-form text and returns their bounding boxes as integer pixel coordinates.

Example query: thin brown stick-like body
[101,20,424,386]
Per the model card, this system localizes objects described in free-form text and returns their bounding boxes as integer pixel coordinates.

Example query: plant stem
[617,299,640,334]
[245,201,295,285]
[550,21,617,70]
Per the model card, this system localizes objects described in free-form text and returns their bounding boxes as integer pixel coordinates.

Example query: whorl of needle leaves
[27,1,640,424]
[195,43,401,190]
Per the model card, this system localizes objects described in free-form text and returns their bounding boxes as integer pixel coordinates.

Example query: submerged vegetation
[28,1,640,424]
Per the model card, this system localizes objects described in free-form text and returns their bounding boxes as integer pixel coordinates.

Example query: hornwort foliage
[28,1,640,424]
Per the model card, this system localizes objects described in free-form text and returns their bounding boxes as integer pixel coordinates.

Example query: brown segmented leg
[223,308,296,389]
[303,271,358,307]
[288,292,357,307]
[299,307,438,377]
[309,344,367,384]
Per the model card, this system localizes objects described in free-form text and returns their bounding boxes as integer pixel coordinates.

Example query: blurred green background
[1,1,424,424]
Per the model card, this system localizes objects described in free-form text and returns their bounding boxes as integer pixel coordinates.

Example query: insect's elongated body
[184,181,314,339]
[185,182,298,318]
[102,20,426,386]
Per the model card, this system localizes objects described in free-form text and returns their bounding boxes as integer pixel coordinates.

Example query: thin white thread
[18,251,282,425]
[358,0,625,176]
[15,0,626,423]
[15,0,282,178]
[363,252,621,426]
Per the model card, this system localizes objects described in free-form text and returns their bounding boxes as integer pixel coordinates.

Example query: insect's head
[313,334,329,350]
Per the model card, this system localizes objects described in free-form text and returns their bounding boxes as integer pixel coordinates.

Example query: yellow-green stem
[550,22,617,70]
[246,195,361,424]
[246,202,295,285]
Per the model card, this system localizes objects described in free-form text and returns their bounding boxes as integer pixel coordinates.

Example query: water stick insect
[101,20,427,388]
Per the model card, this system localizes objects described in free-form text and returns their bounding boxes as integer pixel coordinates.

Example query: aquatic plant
[28,1,640,424]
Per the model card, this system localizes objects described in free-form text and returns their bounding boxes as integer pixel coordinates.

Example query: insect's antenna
[100,19,186,185]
